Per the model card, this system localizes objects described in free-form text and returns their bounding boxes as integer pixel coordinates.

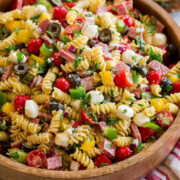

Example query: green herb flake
[106,117,120,125]
[79,47,85,54]
[16,52,24,63]
[95,62,100,69]
[74,55,84,68]
[177,73,180,79]
[100,163,110,167]
[123,109,127,114]
[0,121,7,130]
[130,70,140,84]
[62,36,70,44]
[72,29,81,37]
[14,27,20,35]
[46,31,54,38]
[135,36,146,50]
[85,12,93,17]
[0,91,6,112]
[112,7,117,12]
[149,47,163,63]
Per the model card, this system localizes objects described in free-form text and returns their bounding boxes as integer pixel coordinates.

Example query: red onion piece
[68,45,75,53]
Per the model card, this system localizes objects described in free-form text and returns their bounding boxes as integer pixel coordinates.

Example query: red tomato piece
[114,70,134,88]
[159,45,167,60]
[147,71,162,84]
[55,78,71,93]
[53,6,68,21]
[120,15,135,27]
[65,24,81,37]
[156,111,174,128]
[139,127,156,142]
[125,1,133,12]
[169,64,176,69]
[94,154,112,168]
[27,38,43,54]
[115,147,133,161]
[51,52,62,67]
[27,150,47,168]
[172,81,180,93]
[14,94,31,114]
[72,120,82,128]
[81,109,97,125]
[63,2,76,8]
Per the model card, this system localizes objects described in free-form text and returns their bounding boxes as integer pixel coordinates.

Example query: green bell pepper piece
[10,150,27,164]
[70,87,86,100]
[116,20,126,34]
[143,122,161,131]
[105,127,117,140]
[40,43,53,57]
[38,0,53,9]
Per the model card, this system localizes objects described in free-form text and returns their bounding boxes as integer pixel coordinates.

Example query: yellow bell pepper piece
[29,54,45,66]
[168,75,180,83]
[150,98,166,112]
[16,30,31,44]
[80,137,95,152]
[5,21,21,33]
[39,12,51,22]
[61,118,70,130]
[99,71,115,86]
[2,102,15,116]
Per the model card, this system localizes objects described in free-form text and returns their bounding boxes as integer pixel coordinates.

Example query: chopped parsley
[100,163,110,167]
[74,55,84,68]
[0,121,7,131]
[72,29,81,37]
[2,45,17,52]
[135,36,146,50]
[0,25,10,40]
[79,47,85,54]
[85,12,93,17]
[87,111,98,122]
[0,91,6,112]
[62,36,70,44]
[149,47,163,63]
[110,89,114,96]
[46,31,54,38]
[14,27,20,35]
[95,62,100,69]
[130,70,140,84]
[106,117,120,125]
[145,23,155,33]
[138,104,143,107]
[178,73,180,79]
[16,52,24,63]
[123,109,128,114]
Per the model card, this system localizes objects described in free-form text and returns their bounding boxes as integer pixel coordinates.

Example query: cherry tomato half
[65,24,81,37]
[81,109,97,125]
[27,150,47,168]
[114,70,134,88]
[120,15,135,27]
[115,147,133,161]
[55,78,71,93]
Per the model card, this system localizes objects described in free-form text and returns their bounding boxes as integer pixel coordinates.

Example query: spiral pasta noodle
[0,56,9,67]
[164,103,179,115]
[113,136,133,147]
[150,84,162,97]
[32,94,50,104]
[132,99,150,113]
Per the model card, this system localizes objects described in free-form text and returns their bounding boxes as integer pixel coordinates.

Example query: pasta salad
[0,0,179,170]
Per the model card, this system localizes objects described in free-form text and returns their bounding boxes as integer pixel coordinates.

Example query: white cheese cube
[122,50,139,65]
[70,160,80,171]
[133,112,150,126]
[25,100,39,118]
[87,91,104,104]
[153,33,167,46]
[82,24,98,39]
[55,133,69,147]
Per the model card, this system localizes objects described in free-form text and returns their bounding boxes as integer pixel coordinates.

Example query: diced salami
[35,75,43,88]
[81,77,93,91]
[11,140,22,148]
[59,49,75,62]
[131,123,142,142]
[148,60,169,76]
[127,27,137,39]
[30,118,40,124]
[101,139,116,159]
[132,9,140,19]
[115,2,128,16]
[155,20,165,33]
[47,156,62,170]
[38,18,51,33]
[98,121,108,131]
[131,87,141,99]
[76,71,89,78]
[38,112,52,120]
[42,34,58,46]
[42,123,50,131]
[96,7,107,14]
[1,64,13,81]
[112,61,130,76]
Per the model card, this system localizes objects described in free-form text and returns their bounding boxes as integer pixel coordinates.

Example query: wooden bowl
[0,0,180,180]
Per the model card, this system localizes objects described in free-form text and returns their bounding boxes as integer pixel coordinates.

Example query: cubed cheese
[86,90,104,104]
[133,112,150,126]
[153,33,167,46]
[25,100,39,118]
[122,50,139,65]
[82,24,98,39]
[55,133,69,147]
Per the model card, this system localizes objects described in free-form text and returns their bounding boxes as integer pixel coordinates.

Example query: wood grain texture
[0,0,179,180]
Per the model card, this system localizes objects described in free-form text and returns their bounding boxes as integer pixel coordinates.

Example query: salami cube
[59,49,75,62]
[81,77,93,91]
[130,123,142,142]
[127,27,137,39]
[115,2,128,15]
[148,60,169,76]
[112,61,130,76]
[47,156,62,170]
[42,34,57,46]
[101,139,116,159]
[35,75,43,88]
[155,20,165,33]
[70,160,80,171]
[11,140,22,148]
[96,7,107,14]
[98,121,108,131]
[30,118,40,124]
[38,18,51,33]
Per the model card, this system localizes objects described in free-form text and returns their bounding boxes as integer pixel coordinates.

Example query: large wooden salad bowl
[0,0,180,179]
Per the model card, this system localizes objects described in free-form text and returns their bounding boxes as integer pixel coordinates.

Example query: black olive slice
[49,102,64,112]
[160,78,173,93]
[14,63,29,76]
[98,28,112,43]
[49,0,62,6]
[88,39,96,48]
[137,66,148,77]
[167,43,178,57]
[66,74,81,87]
[46,22,61,37]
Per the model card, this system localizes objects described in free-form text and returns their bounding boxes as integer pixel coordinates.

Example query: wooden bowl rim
[0,0,180,179]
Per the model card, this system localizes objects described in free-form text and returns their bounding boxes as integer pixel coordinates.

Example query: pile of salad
[0,0,179,171]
